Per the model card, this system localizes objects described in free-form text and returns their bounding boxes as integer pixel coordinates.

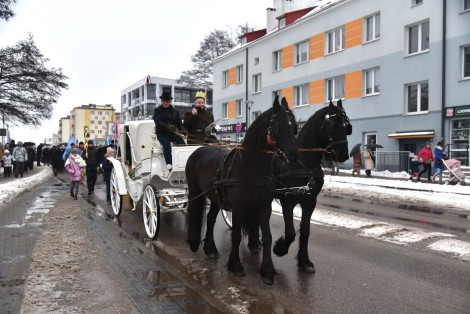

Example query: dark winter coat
[183,107,217,144]
[81,146,99,167]
[101,157,113,182]
[152,105,185,134]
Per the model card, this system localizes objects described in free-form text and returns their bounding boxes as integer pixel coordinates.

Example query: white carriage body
[112,120,200,204]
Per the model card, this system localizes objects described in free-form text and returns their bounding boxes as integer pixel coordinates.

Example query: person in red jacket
[417,142,434,181]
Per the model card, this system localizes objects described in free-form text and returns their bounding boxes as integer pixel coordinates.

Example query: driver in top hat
[183,91,218,145]
[152,91,187,169]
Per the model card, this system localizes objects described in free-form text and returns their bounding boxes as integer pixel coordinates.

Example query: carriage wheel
[143,185,160,239]
[221,209,233,229]
[110,168,123,216]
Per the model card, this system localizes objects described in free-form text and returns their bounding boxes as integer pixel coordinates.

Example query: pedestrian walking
[12,141,28,178]
[3,149,12,178]
[432,141,447,183]
[417,142,434,181]
[101,147,114,203]
[36,143,43,166]
[409,155,421,180]
[81,140,99,194]
[363,147,374,177]
[64,149,86,200]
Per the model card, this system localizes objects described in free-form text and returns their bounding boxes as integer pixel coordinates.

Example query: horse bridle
[266,109,297,161]
[321,108,351,155]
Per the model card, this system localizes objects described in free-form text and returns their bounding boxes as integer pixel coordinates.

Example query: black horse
[272,99,352,272]
[185,96,298,285]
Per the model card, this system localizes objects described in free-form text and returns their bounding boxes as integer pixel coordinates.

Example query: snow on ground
[0,168,52,205]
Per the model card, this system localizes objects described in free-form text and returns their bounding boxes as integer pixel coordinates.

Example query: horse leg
[227,217,245,277]
[273,197,296,257]
[186,192,205,252]
[259,208,276,285]
[247,220,261,253]
[297,199,316,273]
[203,202,219,258]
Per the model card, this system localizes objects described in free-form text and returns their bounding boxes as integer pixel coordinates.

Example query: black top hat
[159,91,173,100]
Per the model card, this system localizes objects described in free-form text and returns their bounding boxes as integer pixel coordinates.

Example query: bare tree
[0,34,68,126]
[178,24,254,89]
[0,0,16,21]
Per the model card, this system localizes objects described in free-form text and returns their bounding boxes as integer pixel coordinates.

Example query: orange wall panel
[345,71,362,99]
[345,18,362,49]
[310,33,324,60]
[309,80,324,105]
[282,87,294,108]
[282,45,294,69]
[228,67,236,86]
[228,100,236,118]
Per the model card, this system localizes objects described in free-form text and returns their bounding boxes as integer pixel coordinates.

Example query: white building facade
[213,0,470,165]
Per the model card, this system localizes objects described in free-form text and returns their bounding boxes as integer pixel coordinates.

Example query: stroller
[442,159,466,186]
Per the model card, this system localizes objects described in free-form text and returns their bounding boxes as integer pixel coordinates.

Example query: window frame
[363,67,380,96]
[463,45,470,79]
[279,17,286,29]
[222,102,228,119]
[295,40,309,64]
[406,20,430,56]
[222,70,229,87]
[253,73,262,93]
[236,133,244,143]
[406,81,429,114]
[412,0,423,6]
[364,13,381,43]
[273,50,282,72]
[465,0,470,11]
[236,65,243,84]
[236,99,243,117]
[326,26,345,54]
[294,84,310,107]
[326,75,345,101]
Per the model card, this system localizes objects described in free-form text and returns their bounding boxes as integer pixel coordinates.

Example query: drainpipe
[245,47,249,128]
[441,0,447,143]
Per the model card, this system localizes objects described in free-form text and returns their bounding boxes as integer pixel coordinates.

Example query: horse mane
[297,105,332,147]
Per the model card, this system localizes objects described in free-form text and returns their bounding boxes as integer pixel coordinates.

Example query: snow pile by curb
[0,168,52,205]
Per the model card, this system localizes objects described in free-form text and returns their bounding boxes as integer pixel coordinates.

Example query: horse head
[244,95,298,163]
[321,99,352,162]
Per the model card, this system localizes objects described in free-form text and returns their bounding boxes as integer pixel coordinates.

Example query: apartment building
[213,0,470,165]
[70,104,116,144]
[120,76,212,123]
[58,115,70,143]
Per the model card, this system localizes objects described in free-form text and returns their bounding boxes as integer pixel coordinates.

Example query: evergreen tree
[0,0,16,21]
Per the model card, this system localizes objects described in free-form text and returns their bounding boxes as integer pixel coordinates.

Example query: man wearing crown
[153,91,187,170]
[183,91,218,144]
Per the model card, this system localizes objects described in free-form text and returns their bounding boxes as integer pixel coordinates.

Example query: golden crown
[195,91,206,100]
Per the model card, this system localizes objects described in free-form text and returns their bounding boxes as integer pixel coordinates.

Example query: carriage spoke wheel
[110,169,122,216]
[143,185,160,239]
[222,209,233,229]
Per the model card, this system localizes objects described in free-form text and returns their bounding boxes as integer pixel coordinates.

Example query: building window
[254,57,260,65]
[465,0,470,11]
[279,17,286,29]
[273,90,282,102]
[98,120,102,125]
[365,13,380,42]
[252,111,261,124]
[407,81,429,113]
[98,130,102,134]
[90,111,95,115]
[326,26,345,54]
[294,84,309,106]
[295,40,309,64]
[91,120,95,124]
[364,68,380,95]
[412,0,423,6]
[105,112,110,116]
[236,133,244,143]
[463,45,470,78]
[326,76,345,101]
[407,21,429,55]
[222,103,228,119]
[236,65,243,83]
[273,50,282,71]
[253,74,262,93]
[98,111,103,115]
[91,130,95,134]
[236,99,243,117]
[222,70,228,87]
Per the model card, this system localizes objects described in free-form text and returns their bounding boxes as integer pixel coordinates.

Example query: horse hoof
[187,240,200,252]
[205,252,219,259]
[262,276,275,285]
[299,265,316,273]
[233,270,246,277]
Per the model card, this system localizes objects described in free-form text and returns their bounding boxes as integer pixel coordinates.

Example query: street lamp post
[245,100,254,128]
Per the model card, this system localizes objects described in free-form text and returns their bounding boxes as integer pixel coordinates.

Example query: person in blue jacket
[432,141,447,183]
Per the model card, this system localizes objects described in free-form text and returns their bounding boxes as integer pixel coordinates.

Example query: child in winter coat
[3,149,13,178]
[409,155,421,180]
[64,149,87,200]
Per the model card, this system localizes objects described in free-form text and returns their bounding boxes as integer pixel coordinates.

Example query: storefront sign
[218,122,246,134]
[447,105,470,117]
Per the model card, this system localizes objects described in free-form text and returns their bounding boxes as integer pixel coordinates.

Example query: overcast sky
[0,0,271,144]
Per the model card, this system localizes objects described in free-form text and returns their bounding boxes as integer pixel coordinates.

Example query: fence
[374,151,411,173]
